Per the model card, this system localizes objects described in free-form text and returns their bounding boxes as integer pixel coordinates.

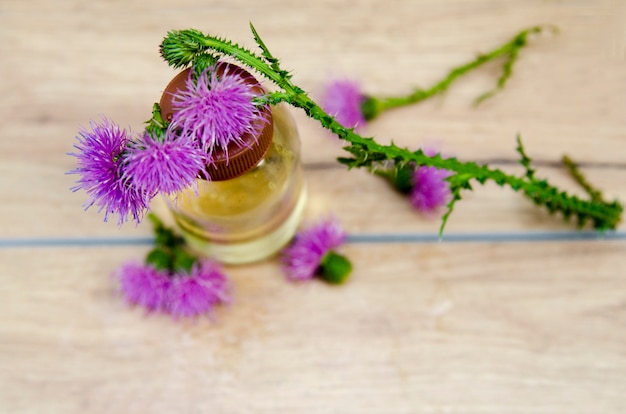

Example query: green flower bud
[319,251,352,284]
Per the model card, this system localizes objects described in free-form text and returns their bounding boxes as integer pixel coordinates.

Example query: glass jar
[160,64,306,264]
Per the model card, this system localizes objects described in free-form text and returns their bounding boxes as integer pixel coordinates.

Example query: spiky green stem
[158,25,622,234]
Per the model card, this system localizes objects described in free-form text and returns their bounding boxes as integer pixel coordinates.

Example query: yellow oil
[167,104,305,264]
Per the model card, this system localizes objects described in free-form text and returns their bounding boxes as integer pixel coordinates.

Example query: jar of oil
[160,64,305,264]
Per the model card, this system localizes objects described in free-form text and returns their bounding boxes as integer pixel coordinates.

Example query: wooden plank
[0,0,624,412]
[0,0,623,163]
[0,0,624,238]
[0,244,625,413]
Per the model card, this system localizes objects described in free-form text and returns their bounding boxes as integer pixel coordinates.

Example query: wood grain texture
[0,0,625,413]
[1,243,625,413]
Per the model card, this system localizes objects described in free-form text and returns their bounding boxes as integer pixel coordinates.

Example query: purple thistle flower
[321,79,366,131]
[166,259,231,318]
[115,262,172,312]
[281,216,347,281]
[169,65,263,158]
[409,164,453,212]
[123,131,206,195]
[68,117,151,225]
[115,259,231,317]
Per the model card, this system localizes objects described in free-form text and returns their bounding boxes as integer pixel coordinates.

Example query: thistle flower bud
[159,29,207,69]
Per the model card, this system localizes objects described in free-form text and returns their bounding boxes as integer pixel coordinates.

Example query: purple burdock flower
[321,79,367,131]
[166,259,231,318]
[68,117,151,225]
[409,164,453,212]
[281,216,348,282]
[169,65,263,158]
[115,262,172,312]
[123,131,206,195]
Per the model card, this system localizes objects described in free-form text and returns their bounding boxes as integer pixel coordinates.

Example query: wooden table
[1,1,625,412]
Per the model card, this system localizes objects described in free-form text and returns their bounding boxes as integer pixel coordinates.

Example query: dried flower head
[68,117,150,225]
[281,216,349,282]
[123,131,206,195]
[169,65,263,158]
[321,79,367,131]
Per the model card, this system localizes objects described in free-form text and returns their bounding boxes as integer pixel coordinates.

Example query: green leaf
[146,247,173,271]
[439,187,463,238]
[562,154,604,202]
[249,22,288,77]
[515,134,535,179]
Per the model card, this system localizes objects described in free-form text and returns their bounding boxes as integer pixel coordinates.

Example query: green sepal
[393,163,414,194]
[146,247,173,271]
[192,53,218,76]
[172,246,197,273]
[360,96,382,121]
[144,103,168,140]
[318,251,352,284]
[145,213,199,274]
[374,162,414,194]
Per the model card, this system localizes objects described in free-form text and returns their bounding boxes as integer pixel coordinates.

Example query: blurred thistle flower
[410,164,453,212]
[376,148,453,214]
[117,214,231,318]
[169,65,263,158]
[124,131,206,195]
[115,258,231,318]
[281,216,352,284]
[167,259,231,318]
[115,262,172,312]
[321,79,367,131]
[68,117,151,225]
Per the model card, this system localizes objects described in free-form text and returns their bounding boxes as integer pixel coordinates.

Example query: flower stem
[361,26,555,120]
[284,93,623,232]
[158,25,622,233]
